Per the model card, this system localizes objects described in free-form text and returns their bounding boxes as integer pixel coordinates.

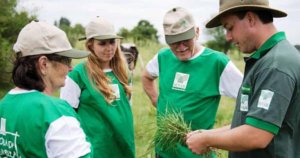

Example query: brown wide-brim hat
[206,0,287,28]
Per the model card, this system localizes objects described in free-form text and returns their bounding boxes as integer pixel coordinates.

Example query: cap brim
[165,27,195,44]
[56,49,90,59]
[79,35,123,41]
[93,35,123,40]
[206,5,287,28]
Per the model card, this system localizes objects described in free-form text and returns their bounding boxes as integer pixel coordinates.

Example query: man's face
[221,13,256,54]
[169,38,196,61]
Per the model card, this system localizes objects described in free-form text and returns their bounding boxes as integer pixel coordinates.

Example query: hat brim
[79,35,123,41]
[206,5,287,28]
[165,27,195,44]
[93,35,123,40]
[56,49,90,59]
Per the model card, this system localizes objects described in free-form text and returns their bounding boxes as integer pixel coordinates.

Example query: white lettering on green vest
[0,117,21,158]
[0,118,6,135]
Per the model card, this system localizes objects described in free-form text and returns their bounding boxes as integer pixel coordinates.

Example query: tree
[131,20,159,43]
[118,27,131,39]
[56,17,84,47]
[0,0,35,87]
[117,20,160,45]
[204,26,233,54]
[68,23,85,46]
[58,17,71,27]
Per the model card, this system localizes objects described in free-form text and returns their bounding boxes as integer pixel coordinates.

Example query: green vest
[68,62,135,158]
[0,91,85,158]
[156,48,229,158]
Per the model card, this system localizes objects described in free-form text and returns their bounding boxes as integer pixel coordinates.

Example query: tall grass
[130,41,163,158]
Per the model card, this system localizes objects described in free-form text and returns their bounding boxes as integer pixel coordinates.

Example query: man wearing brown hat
[186,0,300,158]
[142,7,243,158]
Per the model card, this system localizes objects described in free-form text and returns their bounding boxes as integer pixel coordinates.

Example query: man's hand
[186,130,210,155]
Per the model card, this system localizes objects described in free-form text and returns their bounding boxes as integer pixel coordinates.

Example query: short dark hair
[234,10,273,24]
[12,53,71,91]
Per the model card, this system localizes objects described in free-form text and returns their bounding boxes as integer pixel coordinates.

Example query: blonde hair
[86,39,131,104]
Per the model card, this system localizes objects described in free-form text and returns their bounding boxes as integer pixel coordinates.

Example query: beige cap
[13,20,89,58]
[84,17,122,40]
[163,7,196,44]
[206,0,287,28]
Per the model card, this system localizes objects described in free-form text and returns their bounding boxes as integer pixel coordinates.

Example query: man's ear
[38,56,49,76]
[246,11,257,27]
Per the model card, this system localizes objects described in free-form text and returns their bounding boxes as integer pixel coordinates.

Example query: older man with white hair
[142,7,243,158]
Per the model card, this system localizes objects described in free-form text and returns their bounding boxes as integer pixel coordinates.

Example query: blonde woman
[60,17,135,158]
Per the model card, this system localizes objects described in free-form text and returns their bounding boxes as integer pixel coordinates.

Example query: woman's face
[48,62,71,89]
[92,39,117,66]
[41,56,72,94]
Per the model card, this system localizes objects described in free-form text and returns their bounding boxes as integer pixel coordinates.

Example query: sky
[17,0,300,45]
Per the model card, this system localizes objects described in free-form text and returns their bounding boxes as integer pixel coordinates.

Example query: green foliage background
[0,0,35,88]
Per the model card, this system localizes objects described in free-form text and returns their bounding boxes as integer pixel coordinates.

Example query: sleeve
[45,116,91,158]
[145,54,159,77]
[60,76,81,108]
[246,68,295,134]
[219,61,243,98]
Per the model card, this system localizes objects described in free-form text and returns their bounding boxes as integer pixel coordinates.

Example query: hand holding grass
[186,130,211,155]
[152,110,217,157]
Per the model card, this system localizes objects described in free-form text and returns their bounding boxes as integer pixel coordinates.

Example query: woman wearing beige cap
[60,17,135,158]
[0,21,91,157]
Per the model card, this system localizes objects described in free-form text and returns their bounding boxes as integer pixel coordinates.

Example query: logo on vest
[172,72,190,91]
[110,84,120,101]
[0,118,21,158]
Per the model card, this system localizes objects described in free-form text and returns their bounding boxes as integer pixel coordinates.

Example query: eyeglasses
[46,54,72,66]
[169,39,192,48]
[98,39,116,46]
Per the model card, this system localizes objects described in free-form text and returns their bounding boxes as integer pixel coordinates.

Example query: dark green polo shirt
[230,32,300,158]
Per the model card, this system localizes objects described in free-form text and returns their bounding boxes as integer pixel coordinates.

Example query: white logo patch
[240,94,249,112]
[110,84,120,100]
[172,72,190,91]
[257,90,274,110]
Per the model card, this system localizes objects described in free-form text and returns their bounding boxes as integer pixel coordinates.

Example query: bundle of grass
[153,109,191,151]
[145,109,218,158]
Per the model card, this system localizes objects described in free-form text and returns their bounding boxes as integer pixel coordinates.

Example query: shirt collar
[250,32,286,59]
